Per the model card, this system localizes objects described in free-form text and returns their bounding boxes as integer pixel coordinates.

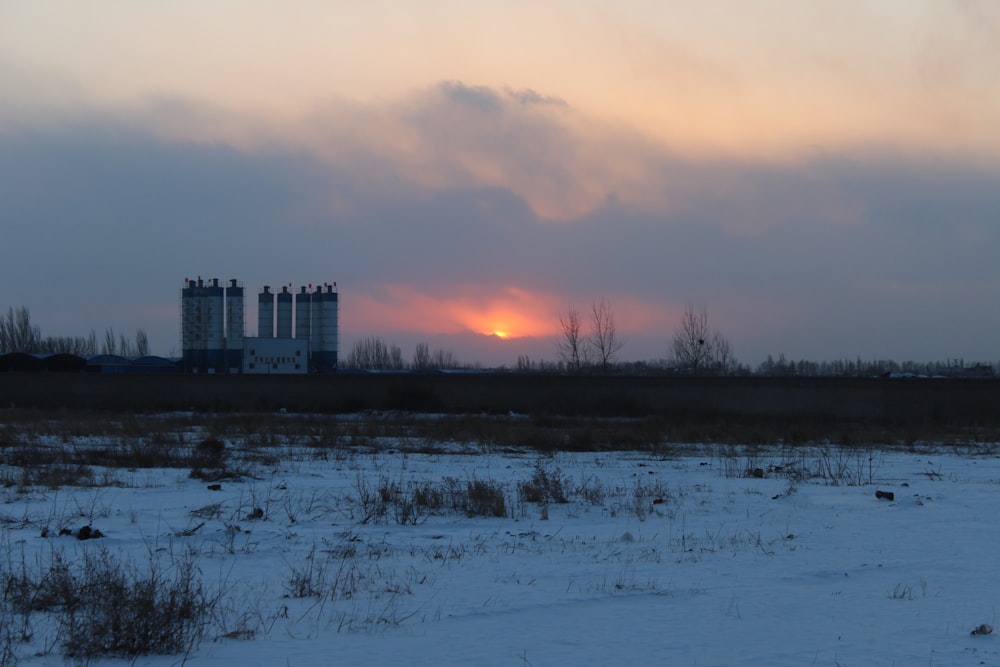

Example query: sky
[1,1,999,367]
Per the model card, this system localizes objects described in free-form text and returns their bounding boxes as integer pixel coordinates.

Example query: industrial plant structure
[181,278,338,374]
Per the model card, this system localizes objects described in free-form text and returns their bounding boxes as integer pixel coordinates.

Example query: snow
[3,434,1000,666]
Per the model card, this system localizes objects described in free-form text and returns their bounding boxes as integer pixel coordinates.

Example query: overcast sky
[2,1,999,366]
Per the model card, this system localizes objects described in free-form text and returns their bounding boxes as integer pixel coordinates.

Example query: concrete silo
[258,286,274,338]
[225,279,244,372]
[310,283,338,373]
[277,286,293,339]
[205,278,225,373]
[181,278,210,373]
[180,278,202,373]
[182,277,337,374]
[295,286,311,342]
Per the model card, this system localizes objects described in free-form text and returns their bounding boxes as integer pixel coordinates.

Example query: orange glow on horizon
[345,284,563,340]
[343,284,685,346]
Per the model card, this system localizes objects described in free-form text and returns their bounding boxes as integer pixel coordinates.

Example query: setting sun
[492,330,511,339]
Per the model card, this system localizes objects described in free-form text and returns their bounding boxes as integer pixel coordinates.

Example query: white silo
[277,286,293,338]
[258,286,274,338]
[225,279,244,371]
[311,282,338,373]
[180,278,200,372]
[205,278,225,373]
[295,286,311,341]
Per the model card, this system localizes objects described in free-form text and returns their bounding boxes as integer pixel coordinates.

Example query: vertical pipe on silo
[258,286,274,338]
[277,286,293,338]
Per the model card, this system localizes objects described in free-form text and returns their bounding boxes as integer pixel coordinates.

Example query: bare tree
[0,306,41,352]
[711,330,735,374]
[430,348,457,369]
[102,327,117,355]
[38,335,93,354]
[588,298,623,373]
[347,336,405,370]
[118,332,134,357]
[411,342,458,370]
[135,329,149,357]
[671,303,735,375]
[412,342,432,370]
[557,308,585,372]
[0,308,147,357]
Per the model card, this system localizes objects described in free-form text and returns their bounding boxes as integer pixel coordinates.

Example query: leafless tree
[135,329,149,357]
[102,327,117,355]
[588,298,623,373]
[347,336,404,370]
[671,303,735,375]
[411,342,458,370]
[412,342,432,370]
[39,335,95,354]
[0,306,41,352]
[557,308,585,372]
[1,309,147,357]
[430,348,458,369]
[711,330,735,374]
[118,332,135,357]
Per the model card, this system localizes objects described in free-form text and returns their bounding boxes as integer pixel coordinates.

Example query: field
[2,409,1000,666]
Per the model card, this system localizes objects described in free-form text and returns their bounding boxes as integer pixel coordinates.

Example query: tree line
[7,301,993,377]
[345,337,460,371]
[556,300,736,375]
[0,306,149,357]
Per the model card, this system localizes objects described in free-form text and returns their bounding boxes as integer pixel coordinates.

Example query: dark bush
[518,465,568,504]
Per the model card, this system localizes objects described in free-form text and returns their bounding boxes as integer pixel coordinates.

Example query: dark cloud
[2,85,999,364]
[436,82,569,113]
[438,81,505,113]
[505,87,568,107]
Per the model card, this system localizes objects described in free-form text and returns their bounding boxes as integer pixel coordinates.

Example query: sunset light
[345,284,562,342]
[3,1,999,367]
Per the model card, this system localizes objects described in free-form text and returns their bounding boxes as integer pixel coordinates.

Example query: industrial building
[180,278,338,374]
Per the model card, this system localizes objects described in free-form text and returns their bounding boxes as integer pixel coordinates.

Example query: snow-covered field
[2,417,1000,666]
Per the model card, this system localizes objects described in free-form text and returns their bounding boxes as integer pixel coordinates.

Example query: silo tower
[225,279,245,371]
[205,278,225,373]
[180,278,200,373]
[191,278,209,372]
[311,282,338,373]
[277,286,293,338]
[295,286,311,342]
[258,286,274,338]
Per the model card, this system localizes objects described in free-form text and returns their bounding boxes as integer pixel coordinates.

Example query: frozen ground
[2,430,1000,666]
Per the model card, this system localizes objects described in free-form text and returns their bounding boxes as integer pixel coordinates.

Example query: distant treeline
[751,354,995,378]
[0,306,149,357]
[5,304,996,378]
[505,356,996,378]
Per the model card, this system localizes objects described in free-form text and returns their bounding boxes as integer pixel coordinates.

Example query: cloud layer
[2,1,999,365]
